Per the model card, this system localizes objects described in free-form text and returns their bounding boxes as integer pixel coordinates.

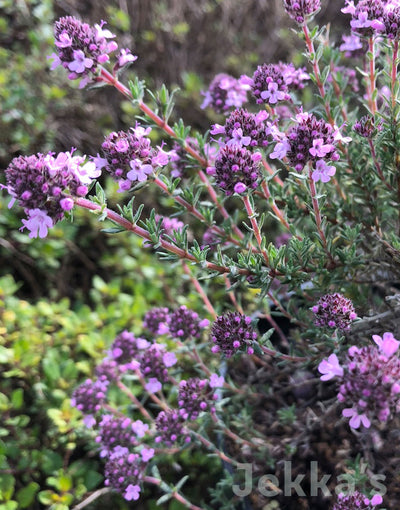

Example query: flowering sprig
[4,150,100,237]
[319,333,400,429]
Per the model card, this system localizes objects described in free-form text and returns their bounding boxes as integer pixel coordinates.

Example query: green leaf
[16,482,40,509]
[10,388,23,410]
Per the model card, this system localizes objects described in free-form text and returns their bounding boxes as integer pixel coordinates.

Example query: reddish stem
[302,24,333,125]
[242,194,270,266]
[367,139,392,191]
[391,39,399,111]
[262,158,284,187]
[307,168,335,266]
[182,261,217,318]
[260,180,293,233]
[74,197,251,276]
[99,67,242,237]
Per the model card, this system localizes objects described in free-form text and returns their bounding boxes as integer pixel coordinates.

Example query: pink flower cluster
[4,150,100,238]
[93,124,170,192]
[270,111,351,182]
[49,16,136,88]
[319,332,400,429]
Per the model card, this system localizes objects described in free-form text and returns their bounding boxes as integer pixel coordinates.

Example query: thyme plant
[3,1,400,508]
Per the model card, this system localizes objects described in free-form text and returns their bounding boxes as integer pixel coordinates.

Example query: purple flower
[283,0,321,24]
[143,307,171,335]
[96,415,138,456]
[127,160,153,182]
[333,490,383,509]
[226,128,252,147]
[311,160,336,183]
[234,182,247,194]
[209,373,225,388]
[353,115,382,138]
[250,63,290,105]
[132,420,149,438]
[211,144,261,196]
[110,331,137,362]
[309,138,335,158]
[139,344,172,382]
[342,0,385,37]
[155,409,189,446]
[104,449,144,498]
[324,335,400,429]
[168,305,207,340]
[60,197,74,212]
[339,34,364,57]
[274,112,340,171]
[342,408,371,429]
[97,126,163,189]
[210,312,257,358]
[21,209,53,238]
[125,484,141,501]
[116,48,138,68]
[318,354,344,381]
[52,17,118,86]
[162,351,177,367]
[140,447,154,462]
[5,151,98,235]
[68,49,93,73]
[372,3,400,39]
[372,332,400,357]
[201,73,249,114]
[178,378,217,420]
[145,378,162,393]
[155,215,184,241]
[71,377,109,415]
[213,108,271,148]
[270,140,290,160]
[312,293,357,331]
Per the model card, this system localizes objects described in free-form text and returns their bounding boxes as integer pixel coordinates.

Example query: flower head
[143,307,171,335]
[342,0,385,36]
[250,64,290,105]
[155,409,190,446]
[210,312,257,357]
[270,112,340,171]
[109,330,149,368]
[178,378,217,420]
[95,126,168,191]
[5,151,98,237]
[211,145,261,196]
[212,108,271,148]
[312,293,357,330]
[326,334,400,429]
[96,415,138,457]
[70,377,109,415]
[168,305,209,341]
[283,0,321,24]
[333,490,383,509]
[353,115,382,138]
[201,73,250,114]
[52,17,118,86]
[104,448,146,500]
